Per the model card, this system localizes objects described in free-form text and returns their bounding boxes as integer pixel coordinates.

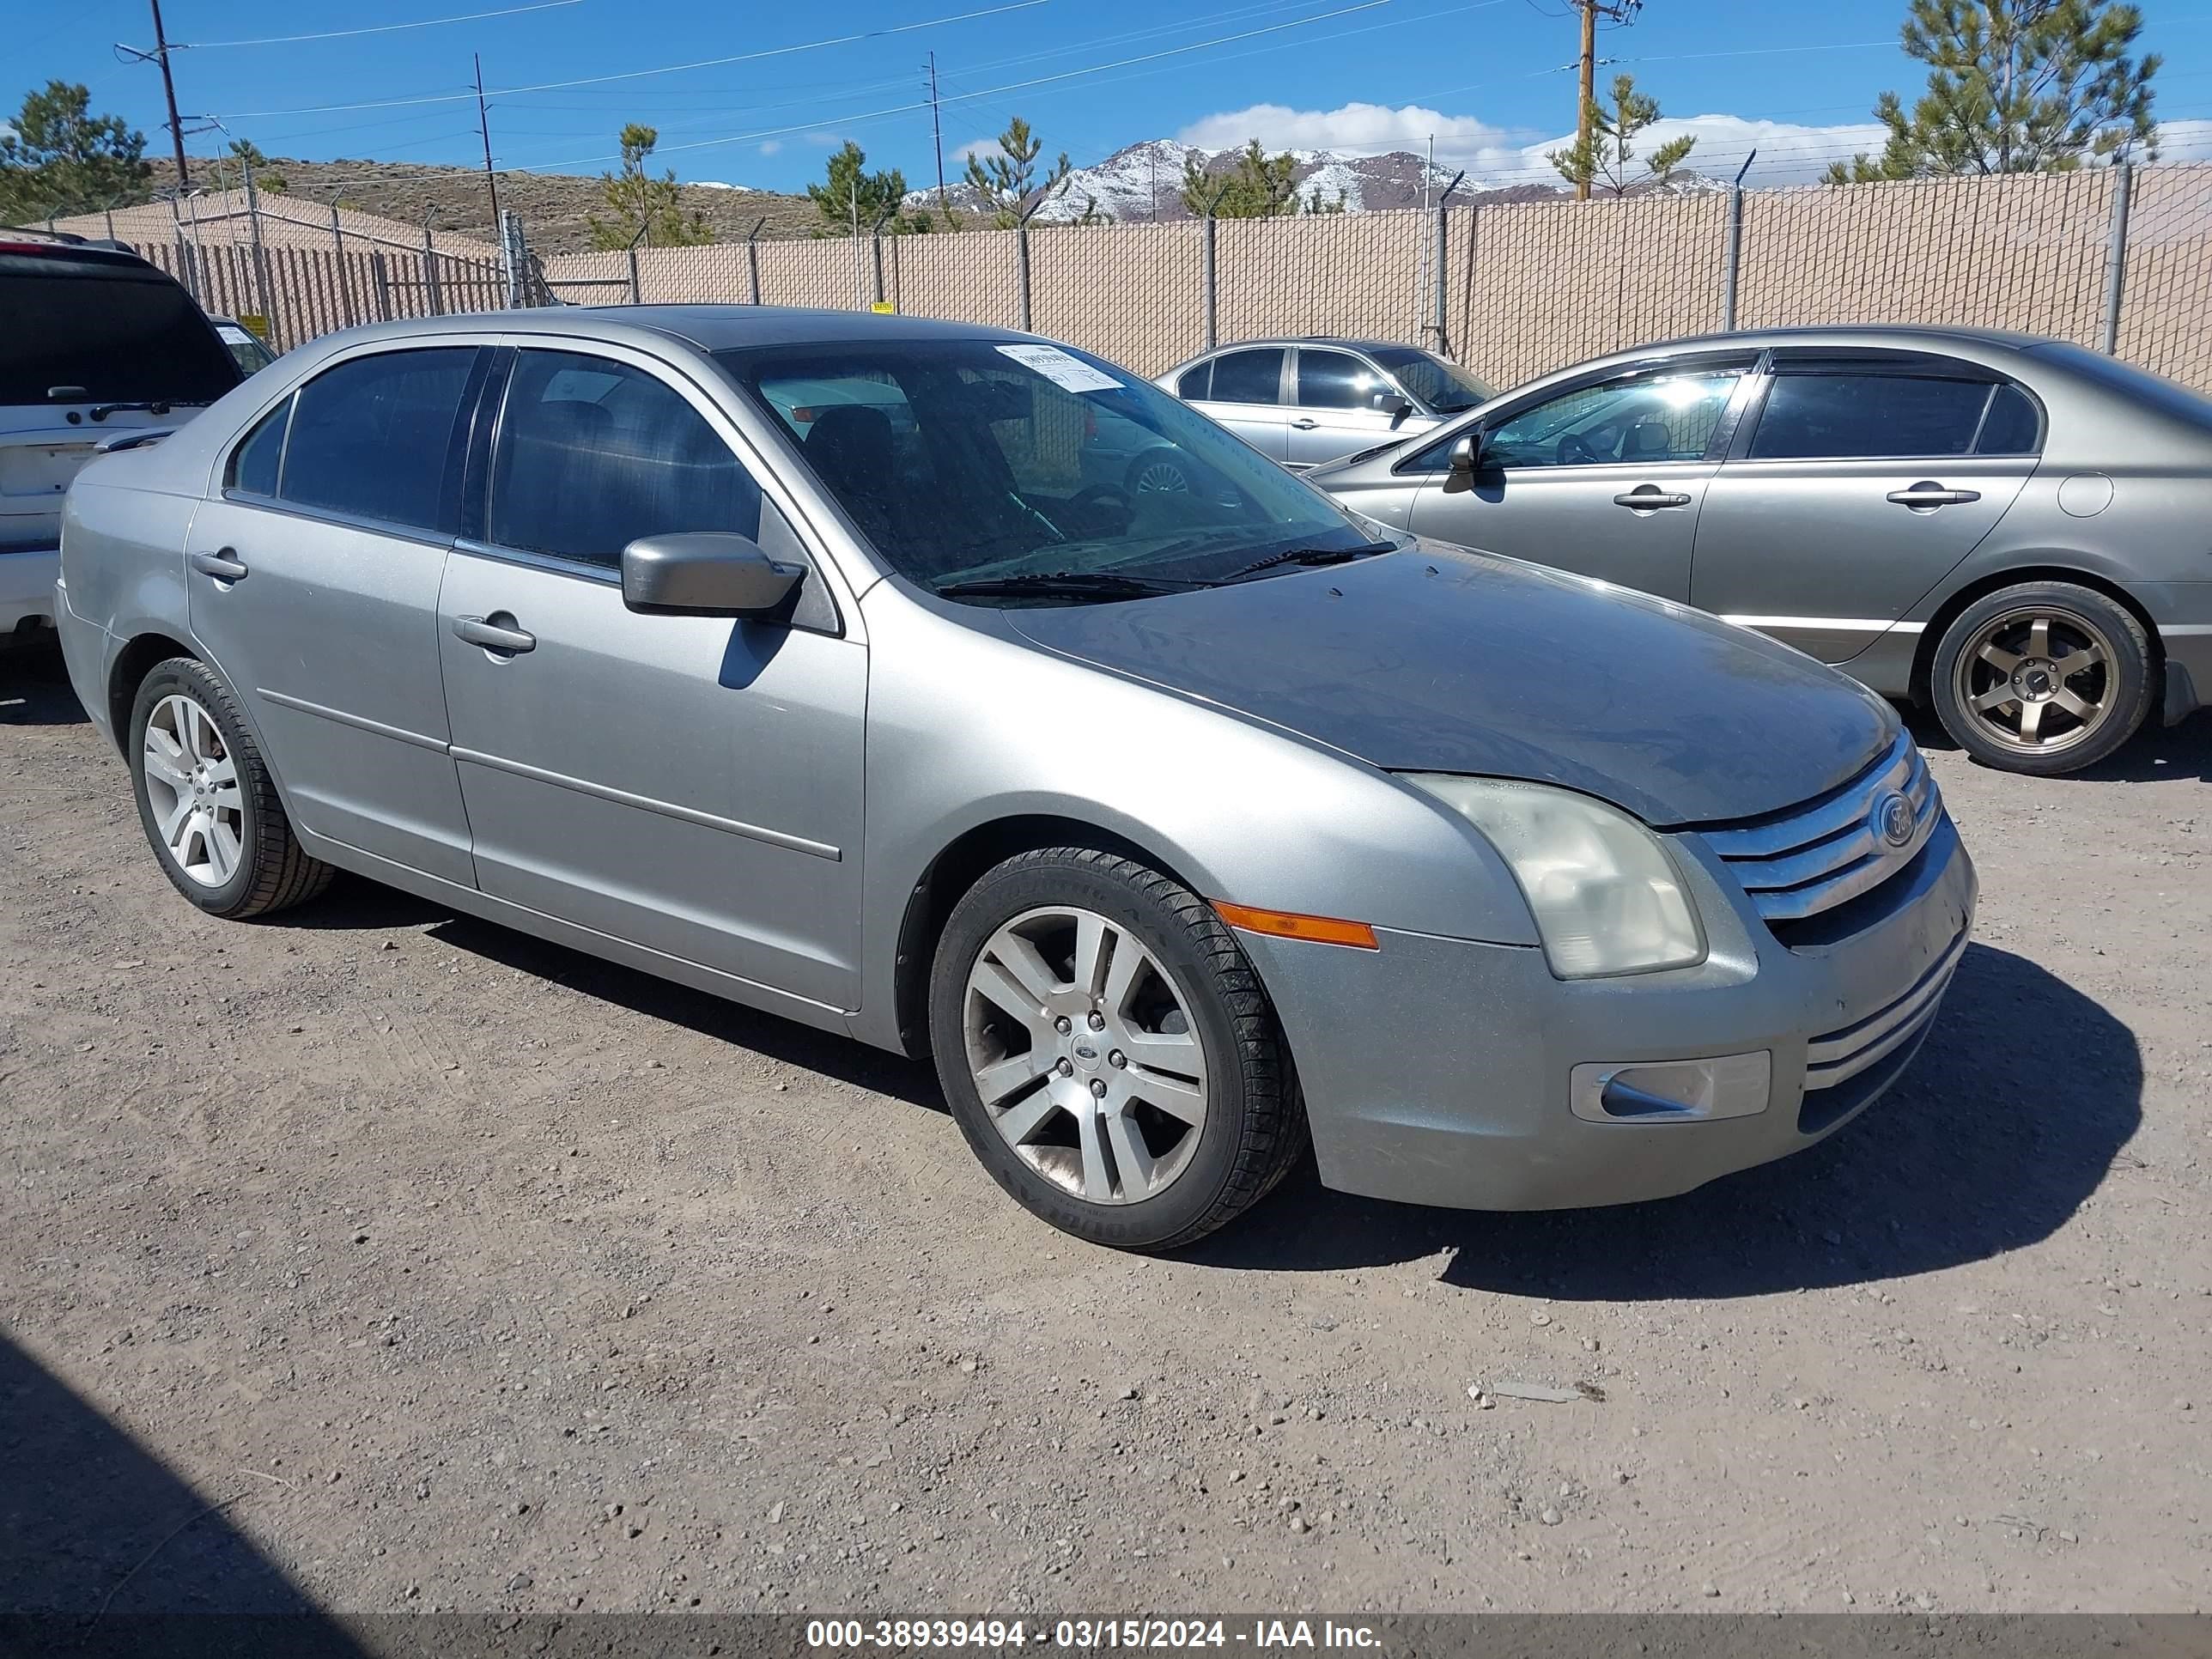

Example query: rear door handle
[453,615,536,654]
[1887,483,1982,508]
[1291,417,1321,429]
[1612,488,1693,510]
[188,549,248,580]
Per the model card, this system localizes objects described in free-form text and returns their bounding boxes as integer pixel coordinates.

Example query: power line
[177,0,582,49]
[216,0,1056,118]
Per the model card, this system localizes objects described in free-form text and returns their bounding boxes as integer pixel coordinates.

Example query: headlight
[1403,775,1705,978]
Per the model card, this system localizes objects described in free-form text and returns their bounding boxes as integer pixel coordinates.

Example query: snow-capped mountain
[911,138,1723,224]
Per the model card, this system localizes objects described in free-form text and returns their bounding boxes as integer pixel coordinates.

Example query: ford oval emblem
[1873,790,1917,849]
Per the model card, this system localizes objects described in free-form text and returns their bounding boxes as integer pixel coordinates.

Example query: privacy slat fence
[130,161,2212,393]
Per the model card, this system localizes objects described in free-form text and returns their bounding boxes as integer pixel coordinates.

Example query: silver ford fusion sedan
[54,307,1977,1251]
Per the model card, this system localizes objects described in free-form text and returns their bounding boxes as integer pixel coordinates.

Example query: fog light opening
[1569,1052,1772,1124]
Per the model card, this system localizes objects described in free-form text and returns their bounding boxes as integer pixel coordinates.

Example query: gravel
[3,647,2208,1614]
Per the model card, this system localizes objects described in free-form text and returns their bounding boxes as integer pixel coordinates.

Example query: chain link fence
[64,161,2212,392]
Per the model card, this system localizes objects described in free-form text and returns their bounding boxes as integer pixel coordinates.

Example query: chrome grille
[1699,732,1942,924]
[1802,929,1968,1092]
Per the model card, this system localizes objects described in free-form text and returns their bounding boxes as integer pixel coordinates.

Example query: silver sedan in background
[57,308,1972,1251]
[1311,326,2212,775]
[1158,336,1492,470]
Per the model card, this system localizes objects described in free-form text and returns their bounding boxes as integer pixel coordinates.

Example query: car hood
[1002,545,1898,827]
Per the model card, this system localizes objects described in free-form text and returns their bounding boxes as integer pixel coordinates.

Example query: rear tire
[129,657,332,919]
[1928,581,2154,775]
[927,847,1304,1252]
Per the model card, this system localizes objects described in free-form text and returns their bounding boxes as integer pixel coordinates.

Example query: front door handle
[1291,416,1320,429]
[1612,487,1693,510]
[1887,483,1982,509]
[188,549,248,580]
[453,615,536,654]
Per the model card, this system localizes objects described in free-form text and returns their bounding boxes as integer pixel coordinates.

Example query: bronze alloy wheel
[1948,604,2122,758]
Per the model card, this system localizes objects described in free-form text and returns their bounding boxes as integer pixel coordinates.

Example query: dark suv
[2,234,240,641]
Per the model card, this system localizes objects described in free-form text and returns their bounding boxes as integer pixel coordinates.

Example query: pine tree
[806,141,930,236]
[1547,74,1697,198]
[586,124,714,250]
[224,137,287,195]
[963,116,1071,230]
[1826,0,2159,181]
[0,81,152,221]
[1177,142,1328,218]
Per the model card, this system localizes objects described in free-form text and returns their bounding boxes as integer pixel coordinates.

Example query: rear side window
[0,261,240,405]
[1976,383,2043,454]
[280,348,477,532]
[228,398,290,496]
[1175,362,1212,400]
[1750,372,1992,460]
[489,349,763,568]
[1208,348,1285,405]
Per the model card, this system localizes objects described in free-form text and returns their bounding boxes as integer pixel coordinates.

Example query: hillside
[149,157,823,254]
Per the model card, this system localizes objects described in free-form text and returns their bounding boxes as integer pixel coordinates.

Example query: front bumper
[0,547,58,634]
[1240,815,1978,1211]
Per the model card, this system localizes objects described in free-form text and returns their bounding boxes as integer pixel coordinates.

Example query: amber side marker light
[1212,901,1380,951]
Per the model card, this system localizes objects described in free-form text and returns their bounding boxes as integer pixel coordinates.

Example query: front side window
[1207,348,1285,406]
[280,347,477,532]
[1366,346,1492,413]
[718,338,1376,602]
[1297,349,1387,411]
[489,350,764,568]
[1484,368,1743,469]
[227,397,290,496]
[1749,371,1994,460]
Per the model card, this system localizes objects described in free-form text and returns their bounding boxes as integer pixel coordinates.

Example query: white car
[1,235,240,640]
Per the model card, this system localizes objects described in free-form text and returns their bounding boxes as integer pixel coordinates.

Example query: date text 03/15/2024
[805,1620,1385,1650]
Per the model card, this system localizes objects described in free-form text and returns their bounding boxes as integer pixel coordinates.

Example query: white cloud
[951,137,999,163]
[758,139,782,157]
[1178,100,1899,188]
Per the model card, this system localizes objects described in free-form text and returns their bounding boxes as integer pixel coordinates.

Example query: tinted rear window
[280,348,477,533]
[2028,339,2212,432]
[0,263,240,405]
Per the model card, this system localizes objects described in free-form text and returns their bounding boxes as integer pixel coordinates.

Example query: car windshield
[715,337,1381,602]
[1367,346,1492,413]
[0,258,240,405]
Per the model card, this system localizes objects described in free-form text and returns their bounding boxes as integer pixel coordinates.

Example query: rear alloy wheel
[1929,582,2154,775]
[130,657,333,918]
[928,848,1304,1251]
[1127,451,1193,497]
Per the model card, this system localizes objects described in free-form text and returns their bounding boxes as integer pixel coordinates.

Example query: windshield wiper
[933,569,1210,601]
[87,398,210,422]
[1220,540,1396,582]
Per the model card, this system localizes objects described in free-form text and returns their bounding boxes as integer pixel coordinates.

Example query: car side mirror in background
[1376,392,1413,421]
[621,532,804,619]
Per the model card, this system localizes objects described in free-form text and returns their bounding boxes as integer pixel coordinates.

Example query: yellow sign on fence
[870,300,896,314]
[236,314,270,339]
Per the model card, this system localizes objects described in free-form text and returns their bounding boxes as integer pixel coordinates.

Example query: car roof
[295,304,1036,356]
[0,240,168,279]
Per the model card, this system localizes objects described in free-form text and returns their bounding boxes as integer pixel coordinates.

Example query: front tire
[927,848,1304,1251]
[1928,581,2154,775]
[129,657,333,918]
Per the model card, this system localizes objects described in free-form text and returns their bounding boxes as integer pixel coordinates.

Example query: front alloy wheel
[928,848,1305,1250]
[963,904,1210,1205]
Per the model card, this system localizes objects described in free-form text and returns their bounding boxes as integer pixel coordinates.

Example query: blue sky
[12,0,2212,194]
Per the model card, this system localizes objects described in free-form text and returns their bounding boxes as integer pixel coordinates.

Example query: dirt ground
[2,640,2208,1621]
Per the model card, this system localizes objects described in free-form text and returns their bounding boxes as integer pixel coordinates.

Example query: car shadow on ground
[1188,944,2142,1297]
[0,1333,364,1656]
[1904,702,2212,783]
[0,641,89,727]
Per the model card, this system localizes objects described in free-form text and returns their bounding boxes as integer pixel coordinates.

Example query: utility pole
[1569,0,1641,203]
[149,0,191,189]
[474,53,502,234]
[927,52,948,215]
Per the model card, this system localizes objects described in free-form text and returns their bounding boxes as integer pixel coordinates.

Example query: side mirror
[1376,392,1413,420]
[1449,433,1483,475]
[621,532,804,619]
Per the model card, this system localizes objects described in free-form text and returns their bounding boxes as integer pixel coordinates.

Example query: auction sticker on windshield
[996,343,1121,393]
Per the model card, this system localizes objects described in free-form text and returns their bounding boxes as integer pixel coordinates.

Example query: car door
[1690,352,2040,662]
[1405,357,1754,601]
[1180,347,1291,463]
[1285,347,1410,469]
[185,344,484,886]
[437,343,867,1012]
